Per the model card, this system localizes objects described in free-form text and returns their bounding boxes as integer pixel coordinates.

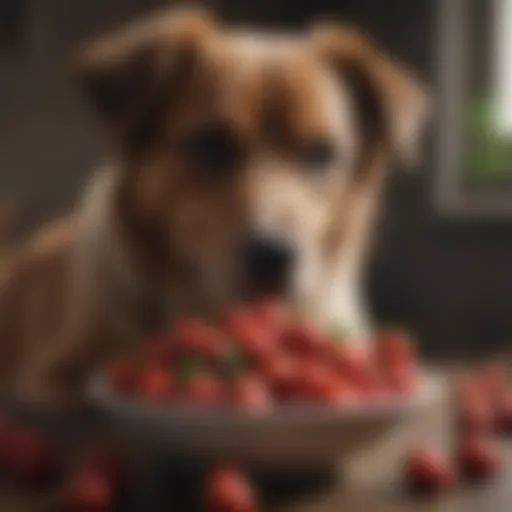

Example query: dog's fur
[0,8,428,405]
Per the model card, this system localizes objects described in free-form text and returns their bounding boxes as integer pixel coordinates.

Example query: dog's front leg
[14,292,113,407]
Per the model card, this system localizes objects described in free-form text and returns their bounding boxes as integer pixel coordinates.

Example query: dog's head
[78,8,428,312]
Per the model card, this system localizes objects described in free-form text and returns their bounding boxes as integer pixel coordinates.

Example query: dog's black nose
[243,232,294,295]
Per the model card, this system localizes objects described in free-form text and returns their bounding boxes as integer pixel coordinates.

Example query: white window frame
[434,0,512,219]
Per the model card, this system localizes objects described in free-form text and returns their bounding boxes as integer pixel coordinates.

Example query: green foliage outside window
[465,99,512,180]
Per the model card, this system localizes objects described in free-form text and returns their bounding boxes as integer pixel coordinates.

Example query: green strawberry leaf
[176,357,206,382]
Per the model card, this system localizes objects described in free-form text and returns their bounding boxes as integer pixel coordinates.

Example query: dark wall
[2,0,512,360]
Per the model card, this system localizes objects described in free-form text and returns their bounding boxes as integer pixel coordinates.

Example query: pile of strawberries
[405,363,512,495]
[107,301,419,409]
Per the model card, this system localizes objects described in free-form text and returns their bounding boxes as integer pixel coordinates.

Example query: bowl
[87,371,444,471]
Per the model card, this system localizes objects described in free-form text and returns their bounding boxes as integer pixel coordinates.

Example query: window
[435,0,512,217]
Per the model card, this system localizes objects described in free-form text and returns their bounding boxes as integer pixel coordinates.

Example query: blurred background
[1,0,511,361]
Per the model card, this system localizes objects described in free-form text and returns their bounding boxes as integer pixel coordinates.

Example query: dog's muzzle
[241,231,295,296]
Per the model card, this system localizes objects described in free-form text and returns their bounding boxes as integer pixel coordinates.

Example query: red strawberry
[385,363,418,397]
[280,323,329,357]
[145,335,174,365]
[376,328,415,368]
[478,364,508,404]
[60,469,116,512]
[173,319,227,361]
[231,376,272,411]
[204,466,259,512]
[139,368,174,402]
[107,359,139,394]
[458,396,494,435]
[456,434,501,481]
[455,374,493,434]
[0,417,16,470]
[81,449,121,481]
[404,447,456,495]
[224,310,274,363]
[330,345,375,391]
[183,374,224,406]
[495,390,512,434]
[299,362,339,402]
[259,352,299,399]
[251,298,286,331]
[9,427,59,485]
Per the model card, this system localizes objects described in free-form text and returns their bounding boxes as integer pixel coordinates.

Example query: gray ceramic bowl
[87,372,443,470]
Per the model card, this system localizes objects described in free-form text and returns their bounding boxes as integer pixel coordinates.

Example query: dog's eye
[183,122,243,179]
[299,139,337,176]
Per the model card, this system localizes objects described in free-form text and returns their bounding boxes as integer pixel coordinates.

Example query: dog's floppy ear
[77,8,215,148]
[313,24,429,169]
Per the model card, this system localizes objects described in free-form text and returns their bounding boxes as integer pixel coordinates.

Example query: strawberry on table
[0,417,16,470]
[455,374,493,434]
[204,466,259,512]
[456,434,501,481]
[495,389,512,434]
[404,447,456,495]
[60,462,118,512]
[9,427,59,485]
[478,363,508,405]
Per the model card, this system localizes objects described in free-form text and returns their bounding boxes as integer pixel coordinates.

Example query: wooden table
[1,374,511,512]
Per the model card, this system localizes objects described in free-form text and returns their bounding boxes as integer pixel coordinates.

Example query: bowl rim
[87,370,443,427]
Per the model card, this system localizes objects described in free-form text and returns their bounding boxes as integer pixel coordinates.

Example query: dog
[0,8,428,405]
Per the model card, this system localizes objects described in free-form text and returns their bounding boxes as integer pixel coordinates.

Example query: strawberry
[455,374,493,434]
[224,310,274,363]
[404,447,456,495]
[139,367,174,403]
[231,376,272,411]
[173,319,228,361]
[60,448,121,512]
[478,364,508,405]
[0,417,16,470]
[299,362,339,402]
[183,374,224,406]
[60,469,116,512]
[144,334,175,365]
[456,434,501,481]
[495,389,512,434]
[259,352,299,399]
[250,298,287,334]
[204,466,259,512]
[280,323,329,357]
[375,328,415,368]
[9,427,59,485]
[385,363,418,397]
[458,396,493,435]
[107,359,139,394]
[330,344,375,392]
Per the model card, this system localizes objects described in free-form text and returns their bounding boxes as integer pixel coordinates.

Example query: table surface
[1,372,511,512]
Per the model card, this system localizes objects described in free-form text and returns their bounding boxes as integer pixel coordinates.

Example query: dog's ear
[313,24,429,170]
[77,8,215,148]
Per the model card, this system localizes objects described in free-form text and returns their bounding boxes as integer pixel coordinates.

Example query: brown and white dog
[0,8,428,405]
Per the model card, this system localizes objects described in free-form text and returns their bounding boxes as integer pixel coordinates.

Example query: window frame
[434,0,512,219]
